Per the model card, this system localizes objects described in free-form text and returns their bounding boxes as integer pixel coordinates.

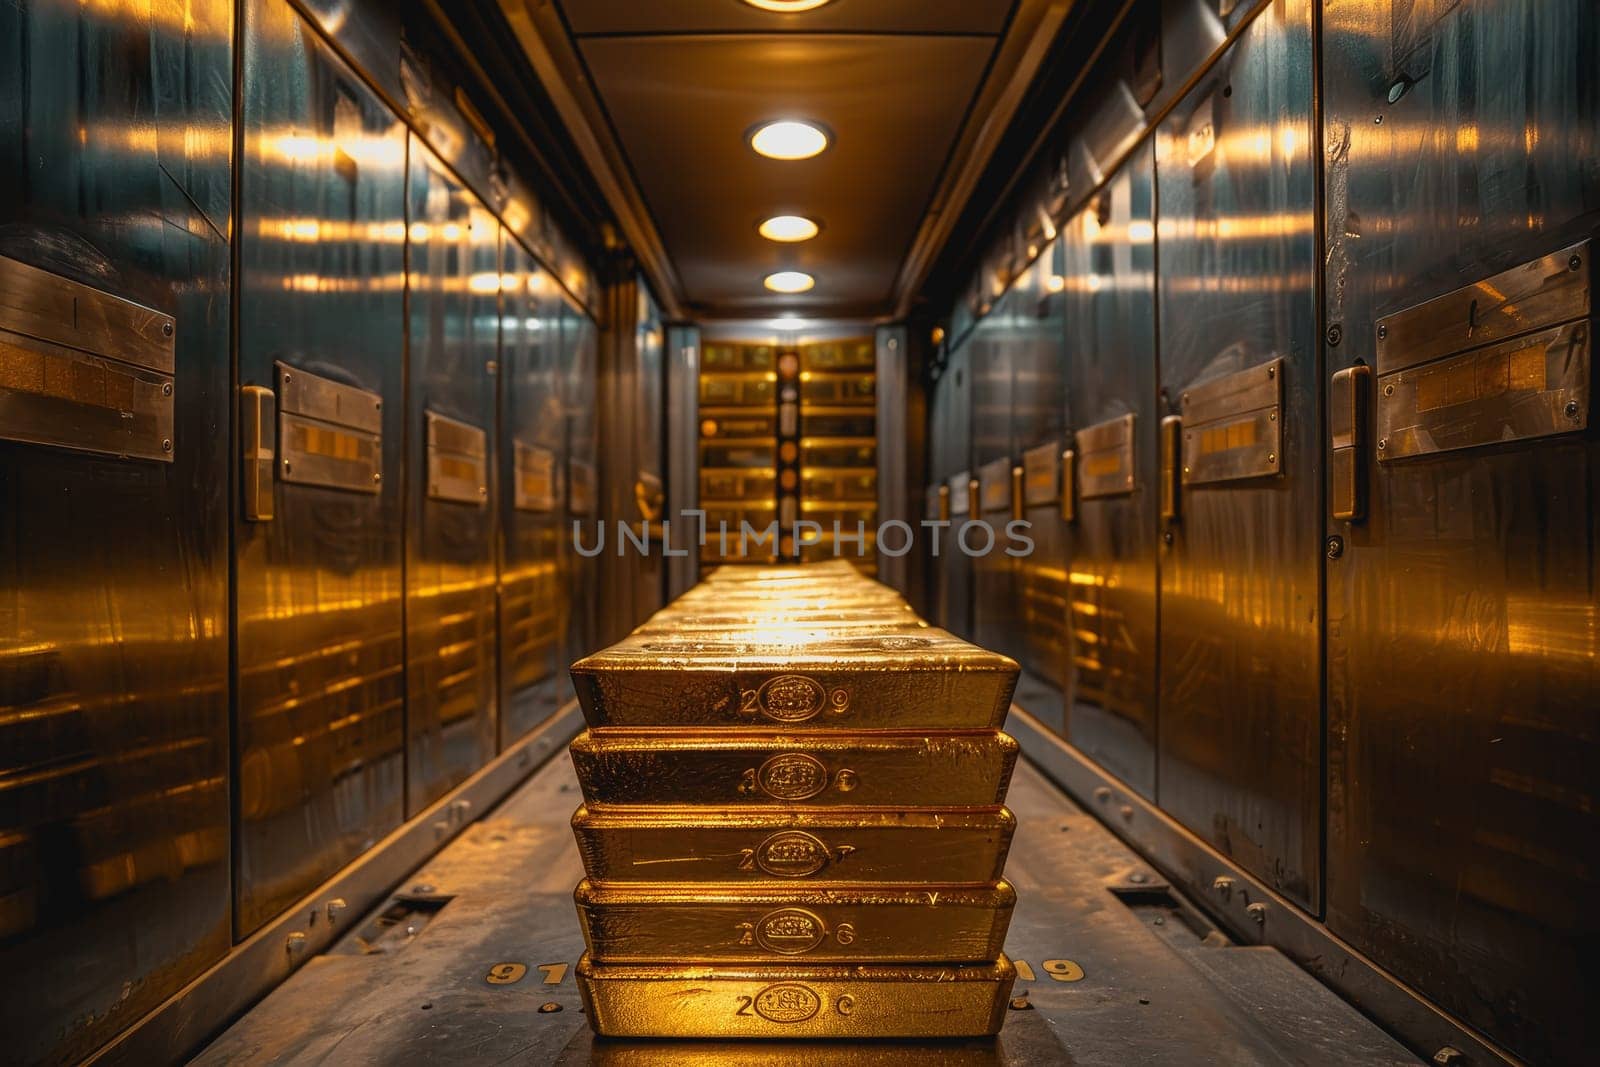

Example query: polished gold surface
[576,880,1015,963]
[573,806,1015,883]
[571,626,1018,729]
[575,955,1017,1039]
[570,729,1018,807]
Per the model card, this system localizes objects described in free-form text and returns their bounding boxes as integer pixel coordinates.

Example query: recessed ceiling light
[758,215,820,242]
[742,0,836,12]
[749,120,829,161]
[764,271,815,294]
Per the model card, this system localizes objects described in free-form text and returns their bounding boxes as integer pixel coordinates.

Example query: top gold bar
[574,599,1016,732]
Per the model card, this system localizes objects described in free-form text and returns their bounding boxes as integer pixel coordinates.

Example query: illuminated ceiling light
[759,215,821,242]
[749,120,830,161]
[742,0,837,11]
[764,271,815,294]
[772,315,806,331]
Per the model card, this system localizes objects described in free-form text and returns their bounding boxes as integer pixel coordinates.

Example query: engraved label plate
[1180,358,1283,484]
[1377,322,1589,460]
[947,470,971,515]
[1077,413,1136,499]
[1376,240,1591,376]
[569,458,597,515]
[977,457,1011,513]
[275,362,382,493]
[426,411,488,505]
[0,255,176,461]
[1022,441,1060,506]
[513,441,557,512]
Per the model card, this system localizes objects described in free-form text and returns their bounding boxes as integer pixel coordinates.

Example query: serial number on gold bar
[569,729,1018,807]
[571,807,1015,884]
[576,880,1015,963]
[576,954,1017,1039]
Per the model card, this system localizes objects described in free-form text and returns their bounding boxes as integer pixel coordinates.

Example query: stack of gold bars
[567,560,1022,1039]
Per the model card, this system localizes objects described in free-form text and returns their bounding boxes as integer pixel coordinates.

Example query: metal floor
[196,749,1418,1065]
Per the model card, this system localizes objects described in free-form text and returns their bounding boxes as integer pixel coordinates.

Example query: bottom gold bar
[575,954,1016,1039]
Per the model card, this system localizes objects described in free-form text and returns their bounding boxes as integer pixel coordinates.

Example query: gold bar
[572,806,1015,884]
[572,629,1018,729]
[570,729,1018,807]
[576,955,1017,1039]
[576,880,1015,963]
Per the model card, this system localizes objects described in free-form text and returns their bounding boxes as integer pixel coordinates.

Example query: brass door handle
[1060,447,1077,523]
[937,484,951,524]
[968,477,981,523]
[241,385,276,522]
[1160,415,1182,521]
[1330,365,1370,522]
[1010,465,1025,524]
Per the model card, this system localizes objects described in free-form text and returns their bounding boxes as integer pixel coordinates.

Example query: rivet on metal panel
[1565,400,1582,420]
[1432,1048,1463,1065]
[1377,439,1388,452]
[283,459,293,474]
[1212,876,1234,894]
[539,1002,563,1014]
[1377,324,1388,340]
[413,884,436,895]
[162,382,173,396]
[326,898,347,921]
[1570,254,1583,272]
[1119,805,1134,821]
[1266,365,1275,379]
[373,472,382,485]
[1246,902,1267,925]
[1383,384,1394,397]
[1093,786,1112,803]
[1326,536,1344,560]
[1267,452,1276,464]
[1326,324,1342,347]
[1009,997,1033,1011]
[285,932,307,957]
[162,439,172,453]
[162,321,174,338]
[1128,871,1149,884]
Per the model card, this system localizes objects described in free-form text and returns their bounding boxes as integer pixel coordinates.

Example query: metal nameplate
[275,363,382,493]
[1022,441,1060,506]
[0,331,175,462]
[569,458,597,516]
[1377,322,1589,460]
[426,411,487,505]
[0,256,176,461]
[947,470,971,515]
[513,441,557,512]
[1376,240,1591,376]
[277,360,382,433]
[0,254,175,375]
[1180,359,1283,485]
[977,457,1011,513]
[1077,413,1136,499]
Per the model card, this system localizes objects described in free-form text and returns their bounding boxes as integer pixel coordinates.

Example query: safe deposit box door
[1154,0,1322,911]
[1322,0,1600,1057]
[970,296,1017,660]
[499,241,568,746]
[1059,143,1161,799]
[233,2,406,937]
[405,140,499,812]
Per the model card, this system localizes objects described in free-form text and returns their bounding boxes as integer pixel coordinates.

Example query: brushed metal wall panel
[0,0,234,1058]
[563,298,601,670]
[233,0,408,937]
[1060,143,1160,800]
[405,138,499,812]
[1154,0,1322,910]
[1322,0,1600,1059]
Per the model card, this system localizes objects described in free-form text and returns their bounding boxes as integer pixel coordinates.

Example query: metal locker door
[232,2,407,936]
[1060,144,1161,798]
[1154,0,1322,910]
[0,0,233,1058]
[1322,1,1600,1059]
[563,299,600,667]
[498,243,566,746]
[1011,246,1071,729]
[970,295,1016,658]
[935,340,973,638]
[404,139,500,811]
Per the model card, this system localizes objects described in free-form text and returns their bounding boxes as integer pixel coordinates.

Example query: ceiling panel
[580,33,996,315]
[563,1,1015,37]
